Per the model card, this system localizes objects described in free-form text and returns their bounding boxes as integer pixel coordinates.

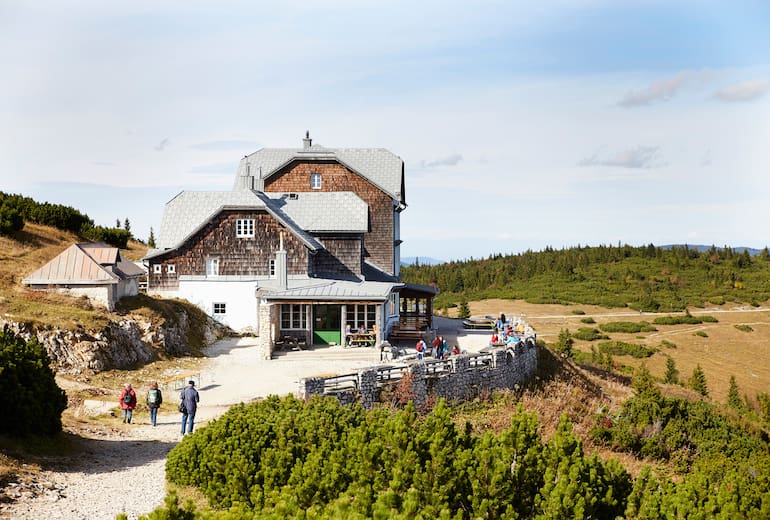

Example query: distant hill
[401,256,445,266]
[401,242,770,312]
[660,244,765,255]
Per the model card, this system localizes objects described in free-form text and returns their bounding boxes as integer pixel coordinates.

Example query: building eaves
[22,243,120,285]
[264,279,396,301]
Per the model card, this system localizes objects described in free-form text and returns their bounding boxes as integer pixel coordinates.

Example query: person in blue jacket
[179,380,200,435]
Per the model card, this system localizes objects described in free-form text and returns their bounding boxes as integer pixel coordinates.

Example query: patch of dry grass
[459,298,770,407]
[0,223,149,329]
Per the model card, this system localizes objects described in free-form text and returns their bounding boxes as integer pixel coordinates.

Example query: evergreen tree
[555,328,573,358]
[664,356,679,384]
[148,227,156,248]
[457,297,470,319]
[757,392,770,423]
[0,201,24,235]
[727,375,742,410]
[123,218,131,237]
[633,364,661,401]
[689,364,709,397]
[0,327,67,435]
[115,218,121,228]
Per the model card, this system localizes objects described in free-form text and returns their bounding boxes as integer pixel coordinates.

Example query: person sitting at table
[358,324,366,334]
[452,344,461,356]
[490,333,498,345]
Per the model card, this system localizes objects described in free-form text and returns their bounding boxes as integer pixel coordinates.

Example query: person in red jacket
[119,383,137,424]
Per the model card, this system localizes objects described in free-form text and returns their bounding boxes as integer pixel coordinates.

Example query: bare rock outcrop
[1,312,230,373]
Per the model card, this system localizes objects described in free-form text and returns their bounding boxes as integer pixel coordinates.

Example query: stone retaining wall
[300,342,538,408]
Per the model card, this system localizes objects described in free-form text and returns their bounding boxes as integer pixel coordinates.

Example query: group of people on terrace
[489,312,533,346]
[415,335,460,360]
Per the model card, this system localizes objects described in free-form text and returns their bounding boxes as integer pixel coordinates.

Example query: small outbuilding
[22,242,146,311]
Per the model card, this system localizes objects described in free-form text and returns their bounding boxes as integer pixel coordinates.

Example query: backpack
[123,390,133,405]
[148,388,159,405]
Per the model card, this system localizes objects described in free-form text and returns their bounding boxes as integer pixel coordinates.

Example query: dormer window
[310,173,321,189]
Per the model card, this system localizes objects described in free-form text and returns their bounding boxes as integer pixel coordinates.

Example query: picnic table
[346,332,375,347]
[274,334,307,351]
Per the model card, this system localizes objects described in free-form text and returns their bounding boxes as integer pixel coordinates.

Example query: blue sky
[2,1,769,261]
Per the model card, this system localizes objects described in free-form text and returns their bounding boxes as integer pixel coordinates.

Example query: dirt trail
[1,337,388,520]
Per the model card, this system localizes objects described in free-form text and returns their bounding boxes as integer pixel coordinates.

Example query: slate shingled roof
[235,143,404,204]
[265,192,368,233]
[22,243,144,285]
[150,190,326,258]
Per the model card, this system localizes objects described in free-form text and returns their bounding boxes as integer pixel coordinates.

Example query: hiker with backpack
[179,380,200,435]
[146,382,163,427]
[415,339,426,360]
[119,383,137,424]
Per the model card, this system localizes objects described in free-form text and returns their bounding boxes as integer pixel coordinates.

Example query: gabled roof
[147,190,323,260]
[22,243,144,285]
[235,142,405,204]
[264,192,368,233]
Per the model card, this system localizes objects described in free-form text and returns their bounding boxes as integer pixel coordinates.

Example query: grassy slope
[459,298,770,408]
[0,222,148,329]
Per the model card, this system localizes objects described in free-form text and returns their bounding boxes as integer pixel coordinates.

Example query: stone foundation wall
[300,342,538,408]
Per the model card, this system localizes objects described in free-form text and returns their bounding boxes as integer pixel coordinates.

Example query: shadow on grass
[532,347,630,401]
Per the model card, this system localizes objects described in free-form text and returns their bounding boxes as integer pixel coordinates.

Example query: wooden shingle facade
[262,160,397,274]
[144,134,432,359]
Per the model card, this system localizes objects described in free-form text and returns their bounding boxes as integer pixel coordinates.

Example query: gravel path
[2,320,487,520]
[1,337,387,520]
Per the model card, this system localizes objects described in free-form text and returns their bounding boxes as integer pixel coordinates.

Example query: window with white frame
[345,304,376,330]
[206,257,220,276]
[235,218,255,238]
[268,259,275,277]
[213,302,226,315]
[281,304,307,329]
[310,172,321,189]
[153,264,161,274]
[167,264,175,274]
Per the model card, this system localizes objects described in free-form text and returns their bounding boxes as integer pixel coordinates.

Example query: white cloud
[154,138,170,152]
[618,70,711,107]
[421,154,463,168]
[715,80,770,102]
[578,146,663,169]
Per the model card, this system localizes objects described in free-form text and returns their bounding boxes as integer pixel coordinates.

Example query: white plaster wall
[117,279,139,299]
[40,285,112,310]
[177,279,259,332]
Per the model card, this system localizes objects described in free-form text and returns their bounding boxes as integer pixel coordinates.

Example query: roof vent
[302,130,312,149]
[288,193,299,200]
